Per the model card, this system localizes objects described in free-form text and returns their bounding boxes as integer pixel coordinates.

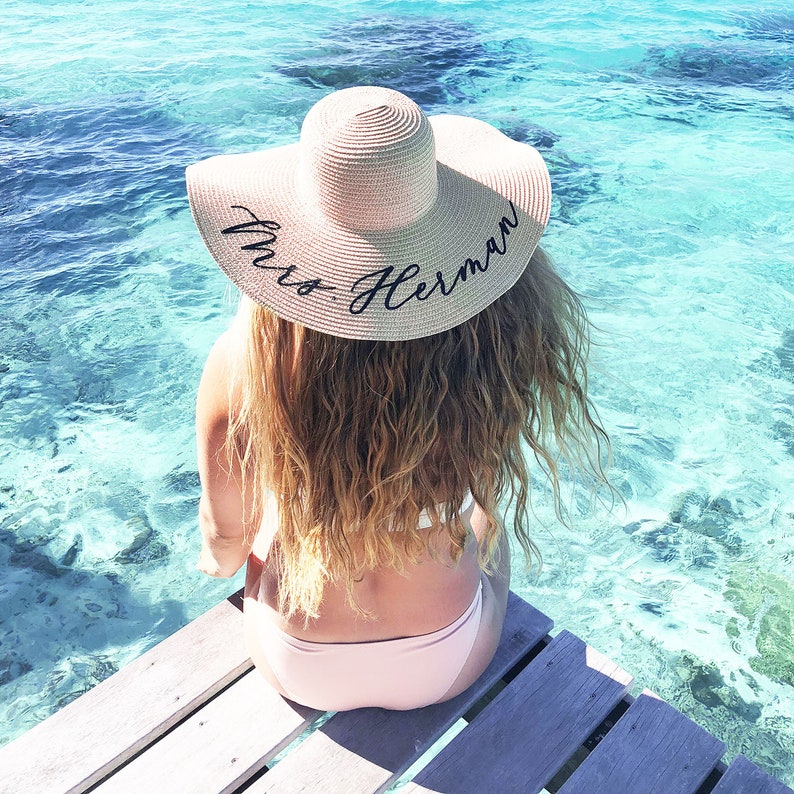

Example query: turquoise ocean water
[1,0,793,784]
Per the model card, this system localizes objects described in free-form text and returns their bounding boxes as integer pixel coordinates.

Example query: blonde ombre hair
[227,247,609,621]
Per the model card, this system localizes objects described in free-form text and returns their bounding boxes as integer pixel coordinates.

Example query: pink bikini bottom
[251,581,484,711]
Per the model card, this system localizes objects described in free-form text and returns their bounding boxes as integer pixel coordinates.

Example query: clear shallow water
[1,0,793,784]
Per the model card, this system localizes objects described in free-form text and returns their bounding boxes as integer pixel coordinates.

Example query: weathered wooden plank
[0,592,251,794]
[712,755,794,794]
[403,629,633,794]
[94,669,321,794]
[245,591,553,793]
[557,692,725,794]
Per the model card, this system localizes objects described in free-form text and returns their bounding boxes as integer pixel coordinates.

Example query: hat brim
[186,114,551,340]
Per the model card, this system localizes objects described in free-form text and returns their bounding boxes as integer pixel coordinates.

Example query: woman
[189,86,607,711]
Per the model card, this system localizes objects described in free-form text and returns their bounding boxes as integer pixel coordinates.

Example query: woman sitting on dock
[188,86,607,711]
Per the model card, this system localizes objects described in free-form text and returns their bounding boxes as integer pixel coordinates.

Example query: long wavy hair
[226,246,609,621]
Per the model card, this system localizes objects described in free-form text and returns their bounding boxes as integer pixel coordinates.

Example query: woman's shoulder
[197,328,244,427]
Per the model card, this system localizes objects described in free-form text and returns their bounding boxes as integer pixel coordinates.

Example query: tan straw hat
[186,86,551,340]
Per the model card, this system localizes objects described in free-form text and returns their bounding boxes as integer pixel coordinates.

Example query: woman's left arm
[195,330,254,577]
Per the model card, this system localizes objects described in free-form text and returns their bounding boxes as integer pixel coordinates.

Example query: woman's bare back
[247,496,487,643]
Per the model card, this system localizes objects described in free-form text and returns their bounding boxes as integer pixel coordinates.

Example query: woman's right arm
[195,331,254,577]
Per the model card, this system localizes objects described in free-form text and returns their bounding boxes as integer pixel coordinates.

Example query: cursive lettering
[349,201,520,315]
[221,205,335,297]
[255,262,336,296]
[221,205,280,264]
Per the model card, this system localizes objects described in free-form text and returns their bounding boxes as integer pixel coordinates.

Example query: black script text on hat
[348,201,519,316]
[222,206,336,297]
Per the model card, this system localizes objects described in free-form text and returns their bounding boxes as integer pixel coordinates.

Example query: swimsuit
[416,490,474,529]
[247,492,483,711]
[251,579,484,711]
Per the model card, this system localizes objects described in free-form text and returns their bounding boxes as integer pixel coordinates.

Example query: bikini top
[252,490,476,561]
[257,489,475,537]
[416,491,475,529]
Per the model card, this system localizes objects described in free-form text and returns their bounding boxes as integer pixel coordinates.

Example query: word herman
[350,202,519,315]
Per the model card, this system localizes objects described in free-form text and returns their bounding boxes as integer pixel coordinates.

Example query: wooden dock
[0,590,790,793]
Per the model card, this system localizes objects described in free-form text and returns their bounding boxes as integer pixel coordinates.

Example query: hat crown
[298,87,438,232]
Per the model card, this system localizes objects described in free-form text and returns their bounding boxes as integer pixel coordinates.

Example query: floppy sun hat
[186,86,552,341]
